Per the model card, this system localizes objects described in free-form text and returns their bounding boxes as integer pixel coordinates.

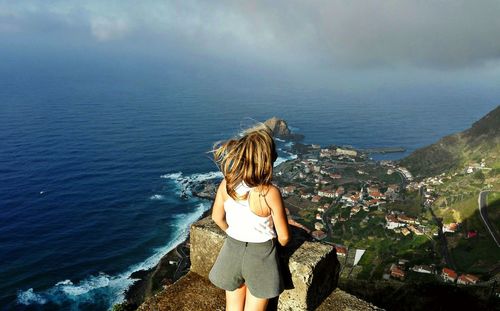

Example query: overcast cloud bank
[1,0,500,72]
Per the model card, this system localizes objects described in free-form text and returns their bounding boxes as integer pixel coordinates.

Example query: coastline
[118,208,212,310]
[117,127,312,309]
[118,124,365,310]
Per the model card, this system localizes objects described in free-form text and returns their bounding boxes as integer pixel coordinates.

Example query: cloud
[90,16,129,41]
[1,0,500,70]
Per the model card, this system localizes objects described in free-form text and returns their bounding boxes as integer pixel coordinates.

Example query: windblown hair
[212,124,278,200]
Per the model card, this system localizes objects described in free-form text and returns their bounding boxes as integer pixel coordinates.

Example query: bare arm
[266,185,291,246]
[211,179,228,232]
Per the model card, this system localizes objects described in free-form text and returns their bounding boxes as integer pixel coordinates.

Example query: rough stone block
[189,217,225,278]
[277,241,339,310]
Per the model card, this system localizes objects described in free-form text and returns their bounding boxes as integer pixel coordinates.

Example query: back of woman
[208,124,290,311]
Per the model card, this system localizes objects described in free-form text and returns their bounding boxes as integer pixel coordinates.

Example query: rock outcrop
[264,117,304,141]
[138,217,382,311]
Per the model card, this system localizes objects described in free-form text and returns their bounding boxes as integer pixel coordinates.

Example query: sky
[1,0,500,89]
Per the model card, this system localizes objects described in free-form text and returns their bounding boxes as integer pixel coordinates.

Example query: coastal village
[170,114,500,309]
[270,142,498,292]
[123,113,499,310]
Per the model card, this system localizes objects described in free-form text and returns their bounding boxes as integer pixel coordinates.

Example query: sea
[0,51,498,310]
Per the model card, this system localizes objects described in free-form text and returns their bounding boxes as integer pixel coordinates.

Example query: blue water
[0,52,498,310]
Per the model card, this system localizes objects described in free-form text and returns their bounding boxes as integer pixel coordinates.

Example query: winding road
[478,190,500,248]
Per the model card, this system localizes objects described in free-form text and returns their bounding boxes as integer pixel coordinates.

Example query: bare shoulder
[218,178,227,189]
[265,184,282,197]
[263,184,283,209]
[217,178,228,200]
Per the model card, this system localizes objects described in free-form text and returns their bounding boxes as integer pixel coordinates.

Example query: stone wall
[191,217,340,311]
[138,217,382,311]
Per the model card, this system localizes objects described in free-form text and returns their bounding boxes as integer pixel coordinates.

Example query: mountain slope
[399,105,500,178]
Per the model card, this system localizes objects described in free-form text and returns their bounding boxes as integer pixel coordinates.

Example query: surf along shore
[120,205,213,310]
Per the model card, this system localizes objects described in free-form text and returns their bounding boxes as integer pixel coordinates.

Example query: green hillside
[399,105,500,178]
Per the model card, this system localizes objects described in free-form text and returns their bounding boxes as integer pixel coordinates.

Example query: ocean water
[0,53,498,310]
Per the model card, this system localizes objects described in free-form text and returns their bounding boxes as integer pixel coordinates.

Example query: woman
[209,124,290,311]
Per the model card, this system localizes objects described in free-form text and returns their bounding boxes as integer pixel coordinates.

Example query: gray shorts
[208,235,284,299]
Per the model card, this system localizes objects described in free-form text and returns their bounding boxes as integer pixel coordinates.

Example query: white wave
[17,202,211,310]
[126,202,208,273]
[283,151,298,159]
[17,288,47,305]
[274,157,288,167]
[161,171,222,198]
[185,171,223,183]
[281,147,298,159]
[149,194,165,200]
[274,137,285,142]
[160,172,182,179]
[17,271,135,309]
[274,149,298,167]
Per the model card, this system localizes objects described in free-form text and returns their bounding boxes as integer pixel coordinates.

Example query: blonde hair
[212,124,278,200]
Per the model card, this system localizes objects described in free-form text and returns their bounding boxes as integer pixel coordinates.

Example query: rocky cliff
[264,117,304,141]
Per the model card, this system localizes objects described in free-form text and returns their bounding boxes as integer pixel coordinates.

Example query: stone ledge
[138,217,382,310]
[190,217,340,310]
[138,271,381,311]
[137,271,225,311]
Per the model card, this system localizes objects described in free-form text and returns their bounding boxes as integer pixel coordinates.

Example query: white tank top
[224,182,276,243]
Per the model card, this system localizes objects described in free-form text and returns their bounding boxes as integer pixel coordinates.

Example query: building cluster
[442,268,480,285]
[277,146,408,241]
[275,143,489,287]
[315,184,403,236]
[319,147,358,159]
[384,212,426,236]
[464,159,487,174]
[380,161,413,181]
[386,262,480,285]
[405,179,438,207]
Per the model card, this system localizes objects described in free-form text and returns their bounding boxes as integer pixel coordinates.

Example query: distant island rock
[264,117,304,141]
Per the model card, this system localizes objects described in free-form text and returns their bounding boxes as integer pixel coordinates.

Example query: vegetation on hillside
[399,105,500,178]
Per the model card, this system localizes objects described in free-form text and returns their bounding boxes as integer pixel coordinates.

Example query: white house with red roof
[335,245,348,257]
[311,195,321,203]
[457,274,480,285]
[442,268,458,283]
[385,215,404,230]
[390,264,406,280]
[311,230,327,240]
[369,191,385,200]
[443,223,459,233]
[282,185,296,196]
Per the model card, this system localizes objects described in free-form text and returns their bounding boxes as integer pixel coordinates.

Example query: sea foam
[17,202,210,310]
[149,194,165,200]
[161,171,223,198]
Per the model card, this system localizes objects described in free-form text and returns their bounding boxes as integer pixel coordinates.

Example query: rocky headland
[264,116,304,141]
